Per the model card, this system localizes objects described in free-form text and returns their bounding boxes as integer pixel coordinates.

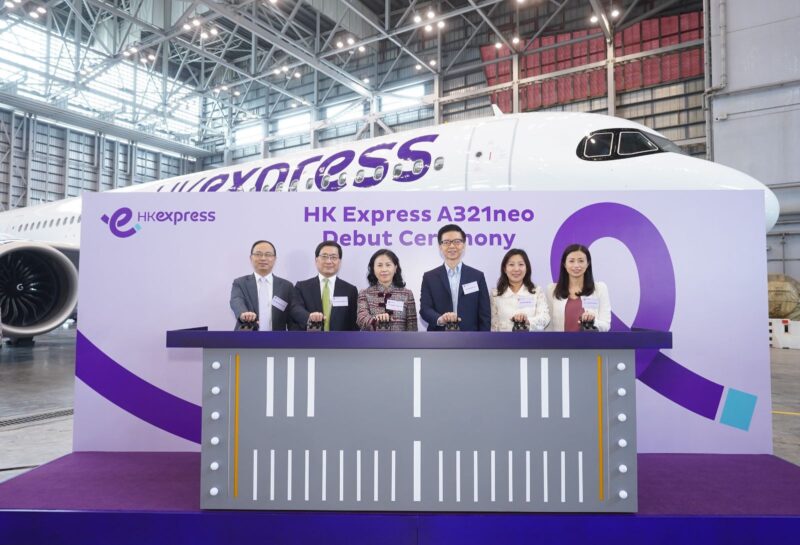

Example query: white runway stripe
[322,450,327,501]
[270,449,275,501]
[287,450,293,501]
[413,441,421,502]
[525,450,531,502]
[473,450,479,502]
[356,450,362,502]
[456,451,461,502]
[438,450,444,502]
[520,357,528,418]
[541,357,550,418]
[543,451,549,503]
[253,449,258,501]
[490,450,496,502]
[266,357,274,417]
[413,358,421,418]
[578,451,584,503]
[307,357,315,417]
[391,450,397,502]
[508,451,513,502]
[562,357,570,418]
[560,450,566,503]
[373,450,379,502]
[286,357,295,417]
[339,450,344,502]
[304,450,309,501]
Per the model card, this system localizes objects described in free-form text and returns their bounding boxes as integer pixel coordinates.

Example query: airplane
[0,111,781,341]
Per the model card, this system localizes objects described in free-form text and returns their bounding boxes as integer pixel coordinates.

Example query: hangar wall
[707,1,800,279]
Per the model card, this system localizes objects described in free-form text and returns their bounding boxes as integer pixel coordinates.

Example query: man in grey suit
[230,240,295,331]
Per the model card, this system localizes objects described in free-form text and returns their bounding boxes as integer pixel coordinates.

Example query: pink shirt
[564,297,583,332]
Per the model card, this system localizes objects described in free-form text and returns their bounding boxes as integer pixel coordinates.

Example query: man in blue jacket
[420,224,491,331]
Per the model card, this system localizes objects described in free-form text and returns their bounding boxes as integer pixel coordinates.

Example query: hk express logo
[101,207,216,238]
[101,207,140,238]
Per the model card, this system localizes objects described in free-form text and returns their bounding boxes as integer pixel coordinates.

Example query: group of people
[230,224,611,333]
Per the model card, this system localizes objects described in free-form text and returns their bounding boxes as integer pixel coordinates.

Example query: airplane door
[466,117,519,189]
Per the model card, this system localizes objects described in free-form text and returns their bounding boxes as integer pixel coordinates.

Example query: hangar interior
[0,0,798,479]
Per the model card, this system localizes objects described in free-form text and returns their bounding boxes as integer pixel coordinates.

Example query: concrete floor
[0,328,798,485]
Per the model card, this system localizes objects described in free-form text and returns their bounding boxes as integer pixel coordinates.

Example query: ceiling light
[273,68,281,75]
[413,15,421,23]
[512,36,520,44]
[30,12,39,19]
[429,59,436,66]
[347,37,354,45]
[415,64,422,70]
[148,53,156,60]
[424,24,432,32]
[611,8,620,18]
[210,28,218,36]
[281,65,289,72]
[336,40,344,48]
[36,6,46,13]
[269,0,277,3]
[495,41,502,49]
[362,77,369,83]
[427,10,435,19]
[6,1,16,7]
[129,47,138,53]
[123,51,131,57]
[233,90,241,96]
[200,31,209,39]
[213,88,220,93]
[437,21,445,29]
[358,45,365,52]
[12,0,22,3]
[517,0,524,3]
[183,23,191,31]
[139,57,148,64]
[192,19,201,27]
[290,102,297,108]
[590,15,598,23]
[221,85,229,91]
[294,72,301,78]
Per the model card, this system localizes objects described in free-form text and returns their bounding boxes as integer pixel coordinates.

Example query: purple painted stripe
[75,331,201,443]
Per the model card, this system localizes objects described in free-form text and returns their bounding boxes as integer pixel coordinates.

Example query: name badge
[271,296,288,311]
[581,296,599,312]
[518,296,535,308]
[333,296,349,307]
[462,281,479,295]
[386,299,405,312]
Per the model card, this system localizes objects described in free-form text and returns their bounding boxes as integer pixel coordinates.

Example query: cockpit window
[646,133,688,155]
[577,128,684,161]
[583,132,614,158]
[618,131,659,155]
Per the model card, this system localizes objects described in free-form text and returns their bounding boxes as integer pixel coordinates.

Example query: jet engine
[0,241,79,340]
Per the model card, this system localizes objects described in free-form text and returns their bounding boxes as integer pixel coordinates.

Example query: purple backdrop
[75,190,770,453]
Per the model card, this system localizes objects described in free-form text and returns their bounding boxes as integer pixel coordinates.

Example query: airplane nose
[765,187,780,231]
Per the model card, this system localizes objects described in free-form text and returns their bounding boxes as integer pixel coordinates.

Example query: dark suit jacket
[230,274,296,331]
[291,276,359,331]
[419,263,491,331]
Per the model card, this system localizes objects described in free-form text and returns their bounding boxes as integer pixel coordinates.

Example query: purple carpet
[1,453,798,545]
[0,452,798,514]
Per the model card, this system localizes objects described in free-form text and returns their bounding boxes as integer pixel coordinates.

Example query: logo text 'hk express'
[101,207,216,238]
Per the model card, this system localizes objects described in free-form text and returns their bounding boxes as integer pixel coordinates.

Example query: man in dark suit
[290,241,358,331]
[420,224,491,331]
[230,240,296,331]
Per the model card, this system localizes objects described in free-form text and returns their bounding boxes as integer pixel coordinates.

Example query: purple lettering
[315,150,355,192]
[395,134,438,183]
[200,174,229,192]
[254,163,289,192]
[290,155,323,188]
[229,168,259,191]
[354,142,396,188]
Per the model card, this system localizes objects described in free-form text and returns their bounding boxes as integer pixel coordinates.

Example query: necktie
[322,278,331,332]
[448,267,458,313]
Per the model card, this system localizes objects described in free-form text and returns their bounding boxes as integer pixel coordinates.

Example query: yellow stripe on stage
[234,353,241,498]
[597,355,604,502]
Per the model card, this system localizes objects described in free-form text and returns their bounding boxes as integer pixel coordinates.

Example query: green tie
[322,278,331,332]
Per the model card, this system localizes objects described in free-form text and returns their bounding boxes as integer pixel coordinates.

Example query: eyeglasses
[440,239,464,247]
[318,254,340,262]
[251,252,275,258]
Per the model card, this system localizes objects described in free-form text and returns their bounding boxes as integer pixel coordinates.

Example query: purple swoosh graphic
[76,331,201,443]
[550,202,729,420]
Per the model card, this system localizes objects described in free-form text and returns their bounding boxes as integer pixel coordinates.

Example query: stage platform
[0,452,798,545]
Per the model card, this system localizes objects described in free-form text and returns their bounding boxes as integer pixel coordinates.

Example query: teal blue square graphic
[719,389,757,431]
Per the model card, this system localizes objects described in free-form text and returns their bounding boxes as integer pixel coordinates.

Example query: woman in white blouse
[546,243,611,332]
[490,249,550,331]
